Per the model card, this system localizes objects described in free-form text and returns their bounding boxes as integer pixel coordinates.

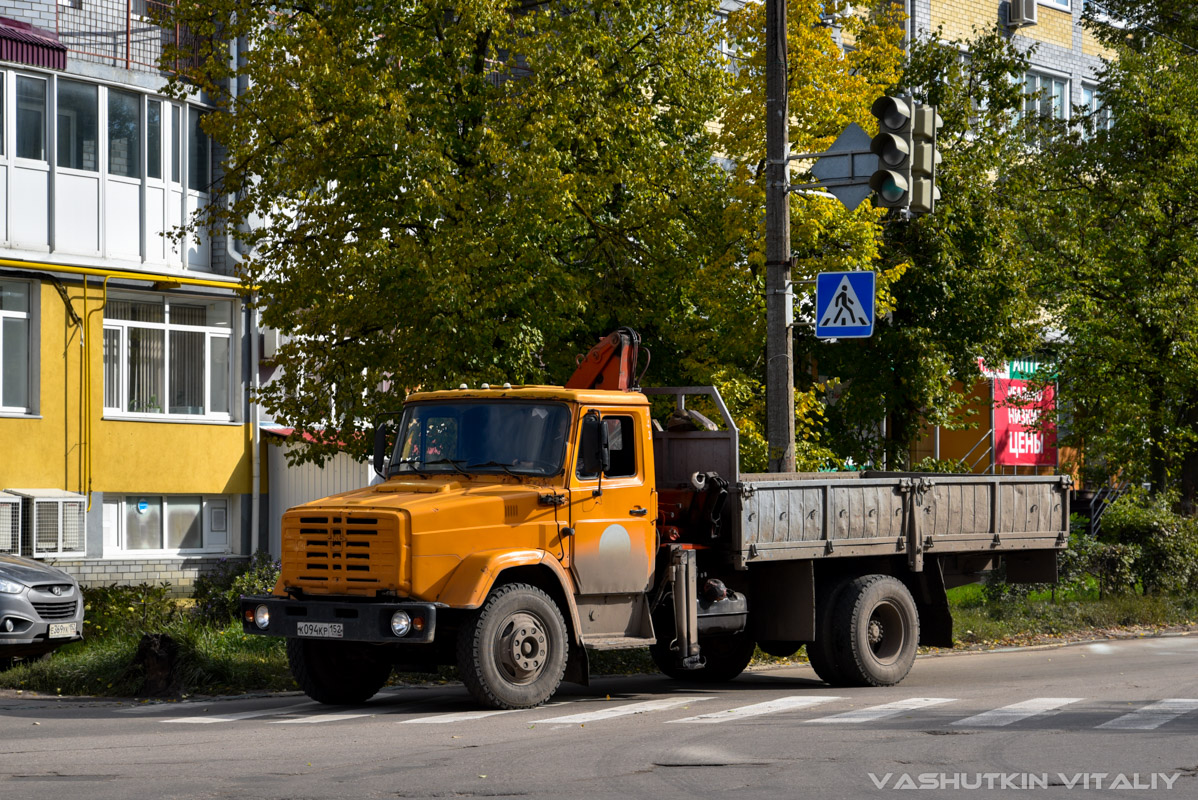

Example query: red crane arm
[565,328,642,391]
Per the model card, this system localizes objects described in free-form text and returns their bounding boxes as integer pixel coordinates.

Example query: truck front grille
[281,511,407,596]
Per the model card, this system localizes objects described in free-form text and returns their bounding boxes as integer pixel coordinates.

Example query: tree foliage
[713,0,905,470]
[168,0,733,463]
[1028,24,1198,508]
[166,0,912,470]
[814,28,1045,468]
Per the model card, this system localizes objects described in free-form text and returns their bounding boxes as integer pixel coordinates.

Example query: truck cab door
[567,408,656,596]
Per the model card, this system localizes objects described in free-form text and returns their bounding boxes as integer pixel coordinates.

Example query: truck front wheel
[286,638,392,704]
[457,583,568,709]
[830,575,919,687]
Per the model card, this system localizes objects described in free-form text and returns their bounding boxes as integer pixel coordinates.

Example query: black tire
[457,583,568,709]
[650,633,756,682]
[286,638,392,705]
[805,580,849,686]
[830,574,920,687]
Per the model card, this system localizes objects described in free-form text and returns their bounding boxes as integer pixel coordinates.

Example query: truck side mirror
[580,411,610,477]
[373,421,394,478]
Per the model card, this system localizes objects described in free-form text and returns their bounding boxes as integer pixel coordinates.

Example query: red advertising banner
[994,379,1057,467]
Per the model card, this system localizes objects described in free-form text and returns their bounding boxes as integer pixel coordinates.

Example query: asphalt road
[2,635,1197,800]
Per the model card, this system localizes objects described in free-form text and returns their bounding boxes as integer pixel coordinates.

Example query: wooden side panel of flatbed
[735,473,1070,570]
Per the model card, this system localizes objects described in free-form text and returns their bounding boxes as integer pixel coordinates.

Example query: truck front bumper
[239,596,438,644]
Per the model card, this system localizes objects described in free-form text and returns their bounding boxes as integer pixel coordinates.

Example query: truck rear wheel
[286,638,392,704]
[650,633,756,682]
[457,583,568,709]
[830,575,919,687]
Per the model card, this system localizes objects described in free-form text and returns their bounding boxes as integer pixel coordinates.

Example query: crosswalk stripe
[537,696,710,725]
[400,709,520,724]
[951,697,1082,728]
[163,701,319,723]
[668,695,844,724]
[807,697,954,724]
[1097,699,1198,731]
[270,711,380,724]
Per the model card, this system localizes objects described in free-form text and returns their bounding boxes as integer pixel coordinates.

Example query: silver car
[0,554,85,664]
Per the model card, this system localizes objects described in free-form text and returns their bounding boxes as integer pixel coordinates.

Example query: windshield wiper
[423,458,473,477]
[394,457,428,475]
[466,460,520,478]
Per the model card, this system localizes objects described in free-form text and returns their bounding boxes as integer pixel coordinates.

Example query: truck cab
[246,384,667,708]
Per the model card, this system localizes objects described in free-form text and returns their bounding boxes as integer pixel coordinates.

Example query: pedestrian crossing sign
[815,271,875,339]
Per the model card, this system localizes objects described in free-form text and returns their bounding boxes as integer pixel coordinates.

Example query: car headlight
[0,578,25,595]
[253,604,270,630]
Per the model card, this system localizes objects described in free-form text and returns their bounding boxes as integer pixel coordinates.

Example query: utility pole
[765,0,794,473]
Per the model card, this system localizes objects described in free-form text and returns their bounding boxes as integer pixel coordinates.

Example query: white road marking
[668,695,844,724]
[1086,643,1117,654]
[270,712,382,724]
[537,696,710,725]
[951,698,1082,727]
[163,702,319,723]
[400,709,520,724]
[1097,699,1198,730]
[807,697,955,724]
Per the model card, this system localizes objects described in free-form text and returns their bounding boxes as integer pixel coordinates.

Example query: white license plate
[297,622,343,639]
[48,622,76,638]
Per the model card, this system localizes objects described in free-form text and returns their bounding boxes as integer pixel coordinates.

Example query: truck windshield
[391,401,571,478]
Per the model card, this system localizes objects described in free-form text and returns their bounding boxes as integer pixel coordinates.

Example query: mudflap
[911,558,953,648]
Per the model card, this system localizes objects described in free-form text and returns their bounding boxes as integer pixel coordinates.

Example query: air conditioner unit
[261,327,280,361]
[1008,0,1038,27]
[6,490,87,558]
[0,492,20,554]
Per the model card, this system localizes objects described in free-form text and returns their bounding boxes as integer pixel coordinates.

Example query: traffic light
[869,95,913,209]
[911,104,943,214]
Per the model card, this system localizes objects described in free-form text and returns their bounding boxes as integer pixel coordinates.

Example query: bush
[192,553,281,626]
[1100,492,1198,594]
[1091,542,1140,597]
[82,583,179,641]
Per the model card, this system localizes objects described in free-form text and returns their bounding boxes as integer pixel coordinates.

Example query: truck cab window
[577,415,636,479]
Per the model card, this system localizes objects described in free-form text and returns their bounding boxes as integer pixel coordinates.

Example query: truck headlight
[0,578,24,595]
[390,611,411,637]
[253,604,271,630]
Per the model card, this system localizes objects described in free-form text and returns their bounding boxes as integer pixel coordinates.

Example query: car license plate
[297,622,343,639]
[48,623,76,638]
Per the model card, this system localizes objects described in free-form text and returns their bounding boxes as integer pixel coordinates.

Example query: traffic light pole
[765,0,795,473]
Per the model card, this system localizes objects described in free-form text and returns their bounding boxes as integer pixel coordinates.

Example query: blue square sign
[815,271,875,339]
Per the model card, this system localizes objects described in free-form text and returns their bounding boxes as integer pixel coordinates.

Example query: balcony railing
[56,0,201,75]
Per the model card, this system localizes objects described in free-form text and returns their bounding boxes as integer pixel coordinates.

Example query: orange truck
[240,329,1070,709]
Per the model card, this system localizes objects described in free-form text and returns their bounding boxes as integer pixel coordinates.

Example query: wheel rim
[866,600,906,664]
[494,611,550,685]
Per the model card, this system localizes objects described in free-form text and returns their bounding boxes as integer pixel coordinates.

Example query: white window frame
[102,291,236,421]
[1080,84,1112,136]
[1039,0,1071,11]
[1025,71,1070,122]
[0,278,36,415]
[103,494,234,556]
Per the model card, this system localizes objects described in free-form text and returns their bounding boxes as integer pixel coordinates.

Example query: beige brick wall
[931,0,1004,43]
[1082,28,1114,59]
[1021,6,1073,49]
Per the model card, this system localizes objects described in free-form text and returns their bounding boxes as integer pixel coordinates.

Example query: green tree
[1028,30,1198,509]
[166,0,733,463]
[813,28,1046,469]
[713,0,905,470]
